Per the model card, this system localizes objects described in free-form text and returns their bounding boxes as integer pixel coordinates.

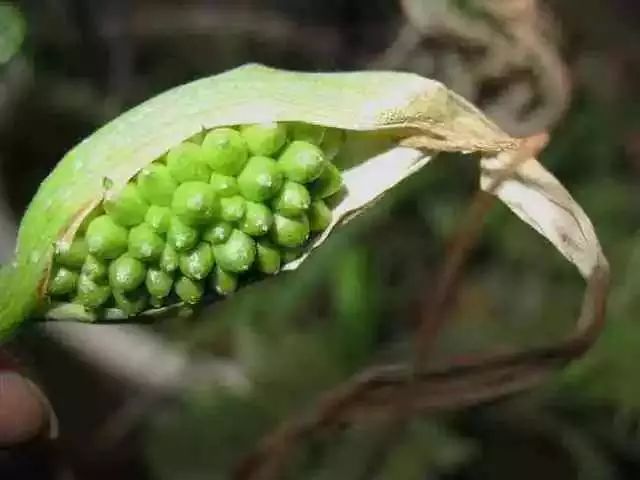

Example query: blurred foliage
[2,0,640,478]
[0,3,24,65]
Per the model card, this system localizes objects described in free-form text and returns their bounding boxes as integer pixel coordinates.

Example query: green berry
[86,215,129,260]
[171,181,218,226]
[145,205,171,234]
[113,288,148,316]
[278,141,326,183]
[220,195,246,222]
[290,123,325,145]
[308,199,332,232]
[175,276,204,305]
[282,247,304,264]
[241,122,287,156]
[211,266,238,296]
[104,183,149,227]
[48,266,78,296]
[109,255,146,292]
[55,237,88,269]
[238,201,273,237]
[160,244,179,272]
[203,221,233,244]
[81,255,108,282]
[271,213,310,248]
[213,229,256,273]
[179,242,215,280]
[146,268,173,299]
[149,296,165,309]
[256,240,281,275]
[210,173,239,197]
[136,163,178,206]
[309,162,343,199]
[237,156,283,202]
[320,128,344,161]
[167,216,199,252]
[128,224,164,262]
[272,181,311,217]
[75,275,111,309]
[166,142,210,183]
[201,128,249,175]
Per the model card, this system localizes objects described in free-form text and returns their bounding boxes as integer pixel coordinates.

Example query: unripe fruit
[48,267,78,296]
[145,205,171,234]
[220,195,246,222]
[320,128,343,161]
[309,199,332,232]
[210,173,239,197]
[171,181,218,226]
[146,268,173,299]
[237,156,283,202]
[136,163,178,206]
[166,142,210,183]
[113,288,148,316]
[310,162,343,199]
[128,224,164,262]
[278,141,326,183]
[179,242,215,280]
[175,276,204,304]
[167,216,199,252]
[239,201,273,237]
[55,237,88,269]
[201,128,249,175]
[272,181,311,217]
[75,275,111,309]
[160,244,179,273]
[213,229,256,273]
[241,122,287,156]
[109,256,146,292]
[203,221,233,245]
[81,255,108,282]
[256,240,281,275]
[290,122,325,145]
[271,214,310,248]
[104,183,149,227]
[211,266,238,296]
[86,215,129,260]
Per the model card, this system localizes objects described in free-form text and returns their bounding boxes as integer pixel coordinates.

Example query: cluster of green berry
[46,122,344,316]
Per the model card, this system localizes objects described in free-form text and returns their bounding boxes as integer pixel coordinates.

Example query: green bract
[1,63,551,340]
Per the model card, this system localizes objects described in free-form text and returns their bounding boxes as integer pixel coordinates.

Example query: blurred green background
[1,0,640,478]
